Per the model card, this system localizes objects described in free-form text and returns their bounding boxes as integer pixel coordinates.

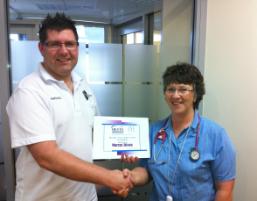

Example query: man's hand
[109,169,133,198]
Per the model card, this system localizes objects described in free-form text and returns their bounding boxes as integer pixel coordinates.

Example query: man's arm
[215,180,235,201]
[28,141,132,192]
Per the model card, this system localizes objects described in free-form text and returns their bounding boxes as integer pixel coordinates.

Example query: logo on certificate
[103,122,141,152]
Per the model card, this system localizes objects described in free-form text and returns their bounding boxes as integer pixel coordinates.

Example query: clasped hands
[110,154,139,198]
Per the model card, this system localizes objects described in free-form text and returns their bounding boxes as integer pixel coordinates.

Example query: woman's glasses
[166,86,193,95]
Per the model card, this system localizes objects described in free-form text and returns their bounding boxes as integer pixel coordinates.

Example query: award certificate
[93,116,150,160]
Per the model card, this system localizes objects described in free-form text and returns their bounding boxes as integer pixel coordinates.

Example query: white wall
[203,0,257,200]
[158,0,194,119]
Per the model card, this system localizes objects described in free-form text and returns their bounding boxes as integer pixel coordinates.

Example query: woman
[121,63,236,201]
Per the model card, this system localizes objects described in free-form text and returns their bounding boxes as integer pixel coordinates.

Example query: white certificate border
[93,116,150,160]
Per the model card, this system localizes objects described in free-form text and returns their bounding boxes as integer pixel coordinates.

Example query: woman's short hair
[162,62,205,109]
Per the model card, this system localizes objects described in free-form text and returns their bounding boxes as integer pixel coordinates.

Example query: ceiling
[9,0,162,25]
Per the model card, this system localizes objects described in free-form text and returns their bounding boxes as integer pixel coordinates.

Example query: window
[76,25,104,43]
[153,31,161,45]
[124,32,144,44]
[135,32,143,44]
[126,33,134,44]
[9,33,28,41]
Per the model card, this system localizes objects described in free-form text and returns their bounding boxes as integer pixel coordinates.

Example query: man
[6,13,131,201]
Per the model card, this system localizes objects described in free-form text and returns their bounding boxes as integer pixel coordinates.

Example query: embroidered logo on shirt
[50,96,62,100]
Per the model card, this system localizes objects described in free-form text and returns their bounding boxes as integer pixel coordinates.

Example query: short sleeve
[211,128,236,182]
[6,88,56,148]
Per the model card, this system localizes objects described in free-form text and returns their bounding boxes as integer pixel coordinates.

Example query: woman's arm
[215,180,235,201]
[130,167,150,186]
[113,167,149,197]
[120,155,150,186]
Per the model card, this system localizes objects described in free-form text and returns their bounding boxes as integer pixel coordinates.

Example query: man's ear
[38,42,45,56]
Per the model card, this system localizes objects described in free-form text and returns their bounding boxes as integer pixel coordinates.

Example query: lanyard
[168,125,191,196]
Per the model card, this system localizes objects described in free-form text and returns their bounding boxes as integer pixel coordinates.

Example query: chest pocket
[78,92,97,127]
[148,141,170,165]
[147,140,171,183]
[50,96,73,127]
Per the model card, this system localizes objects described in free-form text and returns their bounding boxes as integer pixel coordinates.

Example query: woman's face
[164,83,196,116]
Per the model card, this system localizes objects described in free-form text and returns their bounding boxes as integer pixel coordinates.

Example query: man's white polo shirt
[6,63,99,201]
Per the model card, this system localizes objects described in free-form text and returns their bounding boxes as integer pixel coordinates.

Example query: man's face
[38,29,78,80]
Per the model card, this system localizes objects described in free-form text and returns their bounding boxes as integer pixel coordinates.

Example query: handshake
[104,155,147,198]
[108,168,136,198]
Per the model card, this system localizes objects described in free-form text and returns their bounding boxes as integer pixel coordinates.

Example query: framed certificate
[93,116,150,160]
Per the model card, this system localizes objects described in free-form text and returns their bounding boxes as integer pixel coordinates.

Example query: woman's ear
[193,93,197,103]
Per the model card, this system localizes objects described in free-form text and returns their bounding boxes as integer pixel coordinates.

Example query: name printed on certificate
[93,116,150,160]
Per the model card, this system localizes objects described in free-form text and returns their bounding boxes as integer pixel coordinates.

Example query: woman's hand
[121,153,139,164]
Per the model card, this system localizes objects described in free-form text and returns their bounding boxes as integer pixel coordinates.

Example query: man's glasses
[166,87,194,95]
[44,41,79,50]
